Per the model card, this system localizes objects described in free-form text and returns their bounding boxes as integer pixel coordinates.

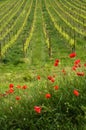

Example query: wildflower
[74,59,80,65]
[62,69,66,75]
[22,85,27,89]
[54,62,59,66]
[55,59,59,63]
[84,63,86,67]
[16,85,21,89]
[37,75,41,80]
[6,89,14,94]
[74,64,78,68]
[45,93,51,98]
[77,72,84,76]
[48,76,55,82]
[54,85,59,90]
[69,52,76,58]
[73,90,79,96]
[54,59,59,66]
[9,84,14,89]
[34,106,42,113]
[48,76,52,80]
[16,96,21,100]
[72,66,76,71]
[51,77,55,82]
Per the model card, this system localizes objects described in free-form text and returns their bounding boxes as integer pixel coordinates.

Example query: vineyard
[0,0,86,63]
[0,0,86,129]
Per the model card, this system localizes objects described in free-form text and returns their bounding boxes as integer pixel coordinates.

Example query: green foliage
[0,62,86,129]
[0,0,86,129]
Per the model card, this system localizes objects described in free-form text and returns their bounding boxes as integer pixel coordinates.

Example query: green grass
[0,0,86,129]
[0,58,86,129]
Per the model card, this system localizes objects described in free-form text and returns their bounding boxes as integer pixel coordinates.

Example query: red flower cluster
[5,84,29,95]
[74,59,80,65]
[16,85,28,89]
[5,84,14,94]
[54,59,59,66]
[48,76,52,80]
[6,89,14,94]
[48,76,55,83]
[72,59,81,71]
[77,72,84,76]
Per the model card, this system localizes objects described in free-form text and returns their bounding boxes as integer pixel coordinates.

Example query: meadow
[0,0,86,129]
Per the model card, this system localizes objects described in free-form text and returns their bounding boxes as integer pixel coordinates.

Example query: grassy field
[0,0,86,129]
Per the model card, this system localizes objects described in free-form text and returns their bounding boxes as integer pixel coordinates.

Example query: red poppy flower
[62,69,66,75]
[7,89,14,94]
[48,76,55,82]
[74,59,80,65]
[16,85,21,89]
[73,90,79,96]
[22,85,27,89]
[77,72,84,76]
[48,76,52,80]
[69,52,76,58]
[54,85,59,90]
[54,62,59,66]
[9,84,14,89]
[55,59,59,63]
[72,66,76,71]
[54,59,59,66]
[45,93,51,98]
[84,63,86,67]
[51,77,55,82]
[74,64,78,68]
[16,96,21,100]
[34,106,42,113]
[37,76,41,80]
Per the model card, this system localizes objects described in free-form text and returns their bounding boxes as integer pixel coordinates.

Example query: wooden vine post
[83,19,86,40]
[0,42,2,61]
[22,38,26,58]
[48,36,52,58]
[72,29,76,52]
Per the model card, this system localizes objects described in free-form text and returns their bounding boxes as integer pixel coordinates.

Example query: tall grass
[0,54,86,130]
